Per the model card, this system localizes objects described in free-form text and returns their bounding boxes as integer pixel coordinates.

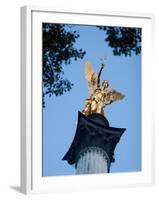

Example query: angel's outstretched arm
[97,63,104,88]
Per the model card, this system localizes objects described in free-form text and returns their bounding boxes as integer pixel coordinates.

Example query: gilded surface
[82,61,125,116]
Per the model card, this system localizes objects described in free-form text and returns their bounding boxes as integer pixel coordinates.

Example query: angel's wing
[104,89,125,104]
[85,61,98,94]
[110,90,125,101]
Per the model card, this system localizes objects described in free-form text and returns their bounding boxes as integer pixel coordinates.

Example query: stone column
[76,147,109,174]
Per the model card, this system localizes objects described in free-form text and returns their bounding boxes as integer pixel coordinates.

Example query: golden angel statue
[82,61,125,117]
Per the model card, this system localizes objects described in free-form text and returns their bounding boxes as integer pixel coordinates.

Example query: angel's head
[102,80,109,90]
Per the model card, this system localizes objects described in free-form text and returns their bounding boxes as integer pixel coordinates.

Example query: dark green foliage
[43,23,85,107]
[97,26,141,56]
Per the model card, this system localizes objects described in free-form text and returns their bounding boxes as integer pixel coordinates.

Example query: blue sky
[42,25,141,176]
